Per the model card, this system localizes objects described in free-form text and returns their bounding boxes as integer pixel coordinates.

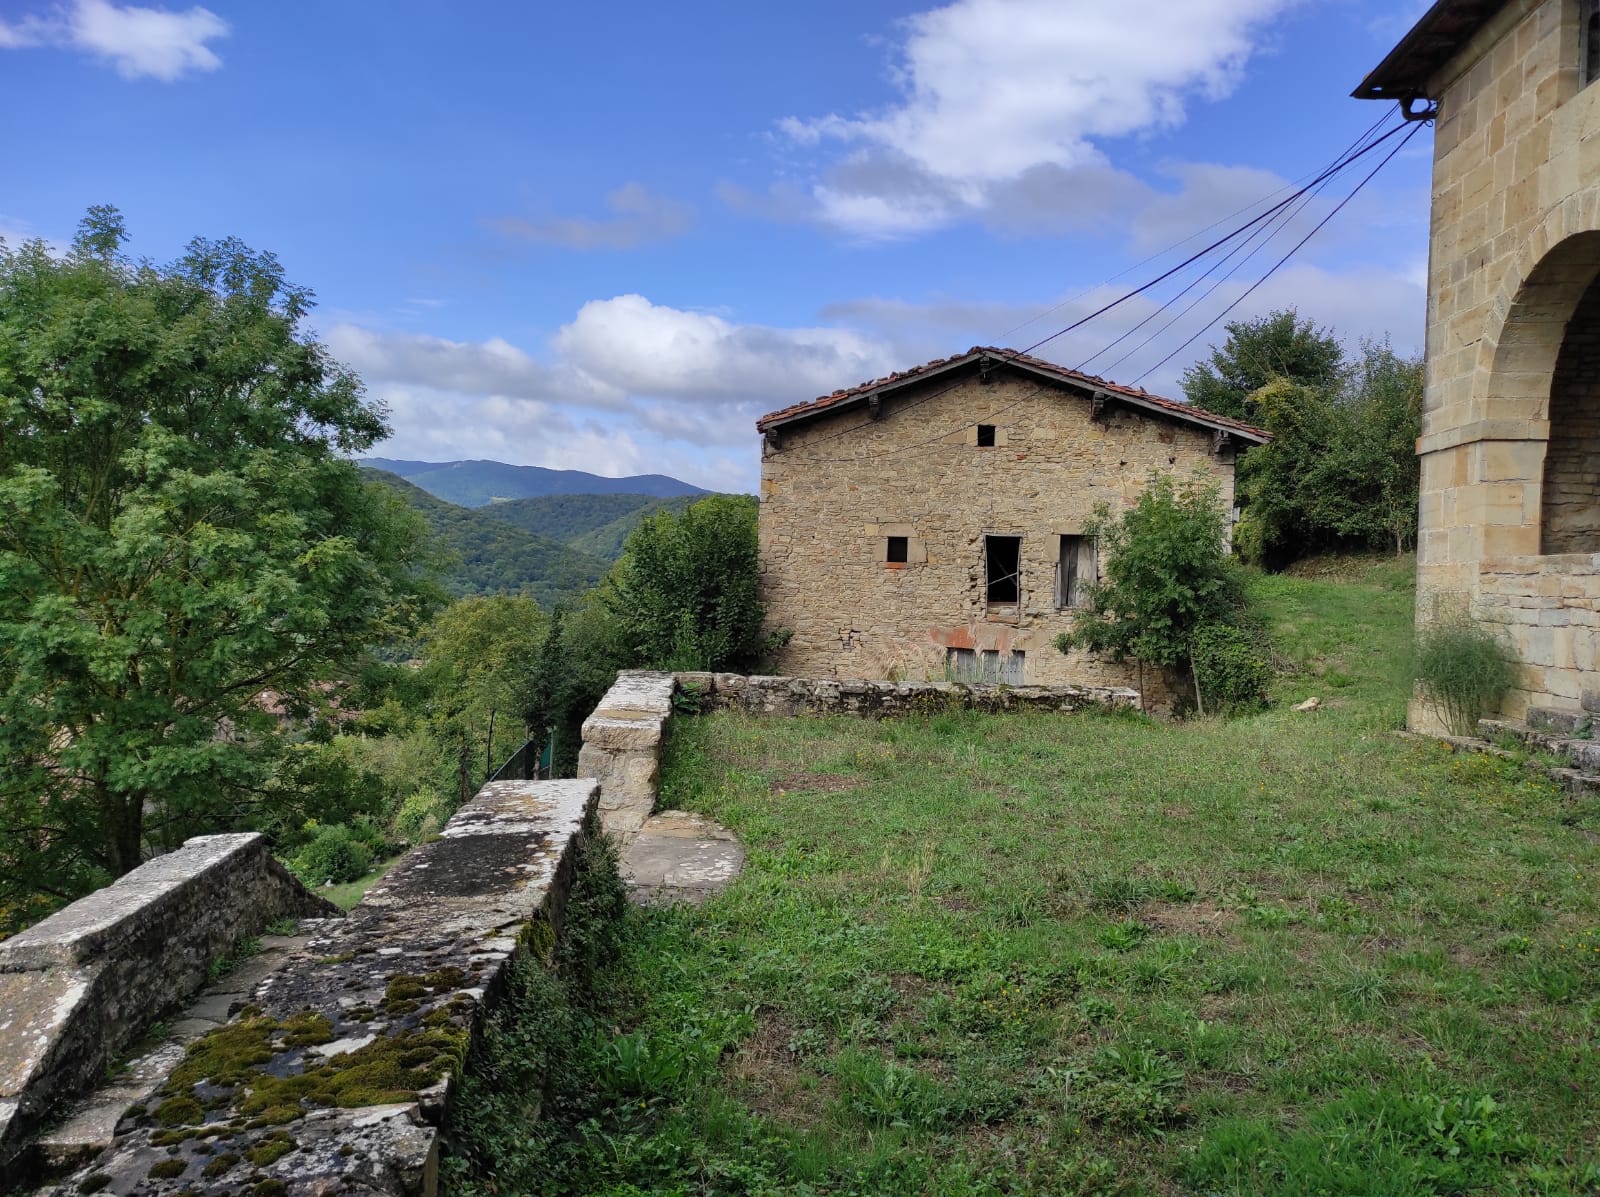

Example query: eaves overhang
[1354,0,1508,102]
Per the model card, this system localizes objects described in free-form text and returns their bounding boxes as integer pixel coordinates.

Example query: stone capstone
[42,779,599,1197]
[0,833,339,1169]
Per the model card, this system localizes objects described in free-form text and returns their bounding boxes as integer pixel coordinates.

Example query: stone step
[1480,717,1600,768]
[1525,705,1595,736]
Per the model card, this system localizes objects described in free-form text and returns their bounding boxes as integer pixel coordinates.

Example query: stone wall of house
[758,371,1230,714]
[1412,0,1600,725]
[0,834,339,1168]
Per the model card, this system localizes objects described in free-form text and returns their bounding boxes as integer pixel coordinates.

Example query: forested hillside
[366,470,607,605]
[477,493,701,563]
[361,457,707,507]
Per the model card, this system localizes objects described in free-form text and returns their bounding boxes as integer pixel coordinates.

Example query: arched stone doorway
[1541,248,1600,552]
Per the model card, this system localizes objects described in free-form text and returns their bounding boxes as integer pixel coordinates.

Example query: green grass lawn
[501,558,1600,1195]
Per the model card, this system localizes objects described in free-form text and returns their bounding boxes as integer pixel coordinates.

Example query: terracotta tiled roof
[754,346,1270,442]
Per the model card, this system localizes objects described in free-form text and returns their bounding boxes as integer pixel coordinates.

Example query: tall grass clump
[1414,606,1515,735]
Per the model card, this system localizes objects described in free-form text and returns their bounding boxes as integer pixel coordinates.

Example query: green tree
[419,594,547,797]
[1060,474,1249,712]
[0,209,430,913]
[604,494,782,672]
[1180,309,1344,422]
[1234,342,1423,565]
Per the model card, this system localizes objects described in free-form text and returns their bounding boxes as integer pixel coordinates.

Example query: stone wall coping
[45,778,601,1195]
[1481,552,1600,575]
[1,835,338,1171]
[0,834,265,973]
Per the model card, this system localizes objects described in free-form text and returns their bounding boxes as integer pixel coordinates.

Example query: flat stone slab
[623,812,744,906]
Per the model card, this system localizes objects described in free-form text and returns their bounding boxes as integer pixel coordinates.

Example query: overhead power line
[780,108,1417,466]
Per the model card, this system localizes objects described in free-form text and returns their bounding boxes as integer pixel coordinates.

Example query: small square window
[976,424,996,447]
[886,535,909,564]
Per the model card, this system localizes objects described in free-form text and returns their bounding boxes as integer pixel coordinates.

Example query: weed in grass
[1066,1040,1186,1134]
[1336,965,1396,1010]
[1097,920,1152,951]
[1077,995,1118,1025]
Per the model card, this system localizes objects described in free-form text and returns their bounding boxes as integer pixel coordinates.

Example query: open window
[976,424,996,447]
[886,535,909,564]
[1054,535,1096,608]
[984,535,1021,605]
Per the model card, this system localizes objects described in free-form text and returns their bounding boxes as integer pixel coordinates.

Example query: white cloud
[331,297,901,493]
[323,324,629,411]
[776,0,1294,236]
[553,294,897,404]
[491,183,692,250]
[0,0,228,81]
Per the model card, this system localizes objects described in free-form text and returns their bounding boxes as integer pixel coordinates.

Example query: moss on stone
[203,1152,241,1178]
[246,1133,296,1166]
[147,1159,187,1179]
[253,1181,287,1196]
[154,1096,203,1126]
[522,916,555,960]
[79,1174,111,1193]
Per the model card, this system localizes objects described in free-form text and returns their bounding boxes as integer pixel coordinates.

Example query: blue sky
[0,0,1433,492]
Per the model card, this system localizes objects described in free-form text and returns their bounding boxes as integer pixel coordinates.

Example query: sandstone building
[1358,0,1600,721]
[755,347,1267,703]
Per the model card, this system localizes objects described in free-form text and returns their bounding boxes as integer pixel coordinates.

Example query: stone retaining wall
[45,778,599,1196]
[0,834,338,1168]
[577,670,676,845]
[576,670,1140,845]
[676,671,1141,718]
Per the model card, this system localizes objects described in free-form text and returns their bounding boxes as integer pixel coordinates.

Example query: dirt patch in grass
[725,1010,832,1127]
[1143,900,1234,937]
[769,772,861,795]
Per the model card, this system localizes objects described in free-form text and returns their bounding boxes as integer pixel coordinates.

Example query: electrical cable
[994,106,1400,346]
[1070,108,1401,373]
[1131,120,1424,386]
[776,109,1413,465]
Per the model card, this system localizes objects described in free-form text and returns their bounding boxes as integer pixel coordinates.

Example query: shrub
[1191,622,1274,714]
[391,786,453,845]
[1414,609,1515,735]
[289,823,374,886]
[1060,474,1271,715]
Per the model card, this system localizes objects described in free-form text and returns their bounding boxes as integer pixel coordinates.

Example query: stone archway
[1541,260,1600,552]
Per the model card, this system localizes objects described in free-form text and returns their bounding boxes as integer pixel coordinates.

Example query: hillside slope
[475,493,662,544]
[367,470,607,606]
[567,495,699,562]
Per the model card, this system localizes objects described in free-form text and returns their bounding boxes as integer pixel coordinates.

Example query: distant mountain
[366,470,607,607]
[361,458,444,478]
[360,458,707,508]
[475,492,703,563]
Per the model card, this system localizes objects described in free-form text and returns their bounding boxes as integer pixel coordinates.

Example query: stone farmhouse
[1357,0,1600,722]
[755,347,1267,705]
